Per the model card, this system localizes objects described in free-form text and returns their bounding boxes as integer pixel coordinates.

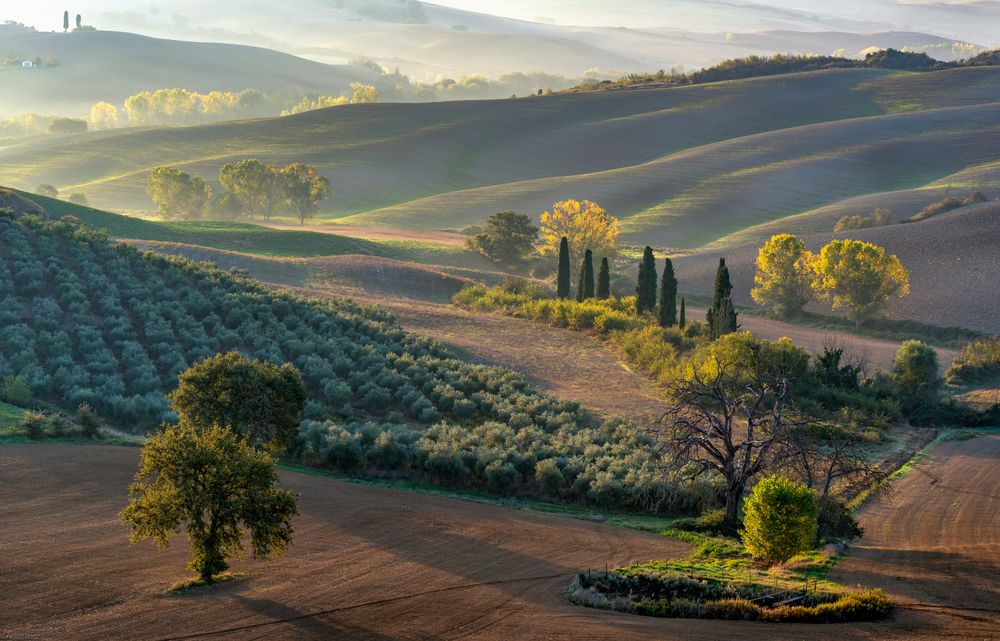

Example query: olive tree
[168,352,307,450]
[120,424,297,582]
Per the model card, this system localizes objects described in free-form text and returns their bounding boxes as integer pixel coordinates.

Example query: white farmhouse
[21,60,35,68]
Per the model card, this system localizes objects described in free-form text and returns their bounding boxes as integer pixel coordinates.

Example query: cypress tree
[596,257,610,299]
[63,11,69,32]
[679,297,686,329]
[708,258,738,339]
[576,249,595,301]
[657,257,678,327]
[635,246,657,314]
[556,236,570,299]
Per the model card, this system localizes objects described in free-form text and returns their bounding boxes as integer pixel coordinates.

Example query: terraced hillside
[5,67,1000,252]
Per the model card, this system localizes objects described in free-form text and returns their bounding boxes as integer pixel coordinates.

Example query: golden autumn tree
[88,101,118,130]
[539,199,619,266]
[750,234,815,318]
[812,239,909,323]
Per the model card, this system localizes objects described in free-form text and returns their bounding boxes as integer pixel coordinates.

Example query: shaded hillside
[0,25,382,117]
[7,190,493,270]
[673,204,1000,334]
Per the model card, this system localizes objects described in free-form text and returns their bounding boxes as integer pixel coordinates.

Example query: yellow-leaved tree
[88,101,118,130]
[539,199,619,266]
[750,233,815,318]
[812,239,909,323]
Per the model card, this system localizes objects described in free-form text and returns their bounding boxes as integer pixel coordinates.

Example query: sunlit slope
[349,101,1000,248]
[3,67,999,251]
[2,69,895,210]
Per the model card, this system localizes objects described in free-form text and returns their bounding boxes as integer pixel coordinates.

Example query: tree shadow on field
[221,592,402,641]
[303,503,595,605]
[835,547,1000,615]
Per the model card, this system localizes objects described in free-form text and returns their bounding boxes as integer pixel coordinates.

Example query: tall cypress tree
[708,258,738,339]
[657,257,678,327]
[679,297,686,329]
[556,236,570,299]
[596,257,610,299]
[635,246,657,314]
[63,10,69,32]
[577,249,595,301]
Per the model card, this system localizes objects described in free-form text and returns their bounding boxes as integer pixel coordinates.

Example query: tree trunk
[724,481,745,530]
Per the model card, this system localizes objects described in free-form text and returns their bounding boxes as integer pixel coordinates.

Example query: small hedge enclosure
[0,210,707,511]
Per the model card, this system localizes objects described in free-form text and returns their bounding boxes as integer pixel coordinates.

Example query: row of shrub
[14,404,104,440]
[565,570,891,623]
[454,283,903,426]
[287,417,714,512]
[944,336,1000,384]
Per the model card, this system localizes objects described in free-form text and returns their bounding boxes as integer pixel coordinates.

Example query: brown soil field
[675,203,1000,334]
[3,443,998,641]
[834,433,1000,629]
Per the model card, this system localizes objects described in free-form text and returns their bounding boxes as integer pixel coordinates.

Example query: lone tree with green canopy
[168,352,307,451]
[469,211,538,267]
[577,249,595,301]
[679,298,686,329]
[556,236,571,299]
[707,258,738,339]
[657,257,677,327]
[741,475,819,563]
[635,246,657,314]
[121,424,298,583]
[596,257,610,299]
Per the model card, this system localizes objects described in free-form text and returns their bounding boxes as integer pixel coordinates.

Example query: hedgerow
[565,570,891,623]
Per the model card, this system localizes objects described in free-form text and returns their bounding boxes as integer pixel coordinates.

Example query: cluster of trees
[909,191,987,222]
[146,160,330,223]
[573,48,1000,93]
[834,207,894,232]
[0,113,86,141]
[0,209,698,511]
[751,234,909,322]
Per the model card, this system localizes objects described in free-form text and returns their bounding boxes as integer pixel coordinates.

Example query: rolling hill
[0,24,383,118]
[673,203,1000,334]
[4,66,999,253]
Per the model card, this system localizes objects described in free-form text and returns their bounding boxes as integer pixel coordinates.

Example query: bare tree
[786,422,880,499]
[656,338,812,529]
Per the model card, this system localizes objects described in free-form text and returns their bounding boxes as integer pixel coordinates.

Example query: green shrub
[700,598,762,620]
[75,403,102,439]
[1,375,32,406]
[534,458,565,495]
[892,340,940,413]
[817,496,863,543]
[760,589,892,623]
[741,475,818,563]
[21,411,46,439]
[945,336,1000,384]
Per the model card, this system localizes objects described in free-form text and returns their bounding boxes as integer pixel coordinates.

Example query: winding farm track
[834,433,1000,627]
[3,442,999,641]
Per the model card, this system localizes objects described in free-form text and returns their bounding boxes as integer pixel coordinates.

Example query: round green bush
[741,475,818,563]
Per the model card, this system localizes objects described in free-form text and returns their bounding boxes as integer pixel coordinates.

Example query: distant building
[21,60,35,68]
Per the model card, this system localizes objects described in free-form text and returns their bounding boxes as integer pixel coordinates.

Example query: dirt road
[834,433,1000,625]
[3,444,998,641]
